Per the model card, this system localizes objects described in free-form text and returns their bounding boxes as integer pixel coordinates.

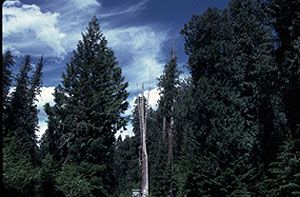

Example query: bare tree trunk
[167,118,174,197]
[167,101,175,197]
[162,116,166,141]
[138,95,149,197]
[167,117,174,164]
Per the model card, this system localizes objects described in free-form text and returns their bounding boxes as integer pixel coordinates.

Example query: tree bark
[138,96,149,197]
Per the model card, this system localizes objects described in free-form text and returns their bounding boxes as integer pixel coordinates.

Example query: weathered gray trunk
[138,95,149,197]
[167,116,174,164]
[167,100,175,197]
[167,100,175,164]
[162,116,166,142]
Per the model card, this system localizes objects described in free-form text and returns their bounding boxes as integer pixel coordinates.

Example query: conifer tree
[146,107,165,196]
[157,50,180,196]
[271,0,300,138]
[29,57,44,162]
[228,0,282,170]
[264,1,300,195]
[114,135,140,196]
[5,56,43,160]
[5,56,31,140]
[41,17,128,196]
[150,142,169,197]
[3,55,43,195]
[39,86,69,197]
[40,86,68,163]
[173,80,199,196]
[2,51,14,139]
[266,134,300,196]
[179,0,279,194]
[180,8,245,195]
[2,51,14,103]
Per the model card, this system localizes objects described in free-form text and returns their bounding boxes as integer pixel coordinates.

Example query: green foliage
[3,137,38,193]
[266,137,300,196]
[158,54,180,117]
[39,154,61,197]
[56,163,94,197]
[271,0,300,138]
[2,1,299,196]
[114,136,140,196]
[178,0,282,195]
[5,55,43,161]
[41,16,128,196]
[40,87,68,163]
[5,56,32,139]
[150,142,169,197]
[2,50,14,103]
[2,51,14,140]
[147,51,181,196]
[3,55,43,196]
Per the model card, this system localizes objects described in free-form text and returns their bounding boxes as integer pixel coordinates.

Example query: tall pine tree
[3,55,43,196]
[41,17,128,197]
[271,0,300,139]
[2,51,14,103]
[157,49,180,196]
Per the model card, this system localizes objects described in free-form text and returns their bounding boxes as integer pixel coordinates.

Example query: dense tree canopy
[2,0,300,196]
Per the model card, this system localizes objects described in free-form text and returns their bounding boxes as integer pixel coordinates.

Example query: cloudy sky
[2,0,227,139]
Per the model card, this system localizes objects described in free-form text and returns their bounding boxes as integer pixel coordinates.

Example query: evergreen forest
[2,0,300,196]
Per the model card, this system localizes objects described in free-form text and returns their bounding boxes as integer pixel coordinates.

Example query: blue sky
[3,0,228,139]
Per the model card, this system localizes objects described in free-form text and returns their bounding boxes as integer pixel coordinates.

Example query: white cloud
[120,87,160,138]
[73,0,101,9]
[103,25,168,139]
[105,26,169,92]
[35,87,55,140]
[117,123,134,140]
[2,0,156,60]
[3,0,66,57]
[2,44,21,56]
[144,88,161,109]
[35,87,55,110]
[37,119,48,141]
[131,87,160,112]
[9,86,56,112]
[100,0,148,18]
